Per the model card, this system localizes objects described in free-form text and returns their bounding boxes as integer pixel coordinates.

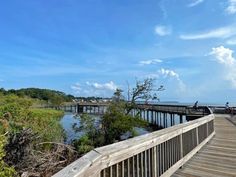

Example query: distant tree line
[0,88,112,106]
[0,88,74,106]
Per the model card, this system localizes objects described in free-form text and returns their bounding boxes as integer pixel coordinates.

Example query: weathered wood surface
[53,115,214,177]
[173,114,236,177]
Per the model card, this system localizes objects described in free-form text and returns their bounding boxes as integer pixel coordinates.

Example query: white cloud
[86,81,117,91]
[188,0,204,7]
[158,68,180,78]
[71,83,82,93]
[210,46,235,65]
[159,68,187,93]
[180,26,236,40]
[209,46,236,88]
[71,81,118,96]
[226,0,236,14]
[226,38,236,45]
[139,59,162,65]
[155,25,172,36]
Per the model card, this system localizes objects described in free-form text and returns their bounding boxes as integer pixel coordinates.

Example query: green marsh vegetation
[0,93,73,176]
[0,79,162,176]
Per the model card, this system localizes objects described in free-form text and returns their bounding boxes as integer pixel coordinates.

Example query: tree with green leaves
[77,78,163,148]
[73,114,105,155]
[101,78,163,144]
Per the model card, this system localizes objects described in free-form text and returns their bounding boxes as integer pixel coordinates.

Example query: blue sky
[1,0,236,103]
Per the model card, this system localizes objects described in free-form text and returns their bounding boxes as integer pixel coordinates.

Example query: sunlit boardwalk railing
[173,114,236,177]
[53,114,215,177]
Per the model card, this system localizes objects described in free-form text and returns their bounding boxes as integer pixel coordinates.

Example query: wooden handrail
[53,114,215,177]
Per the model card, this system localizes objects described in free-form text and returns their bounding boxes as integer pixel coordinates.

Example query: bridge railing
[53,114,215,177]
[137,104,211,115]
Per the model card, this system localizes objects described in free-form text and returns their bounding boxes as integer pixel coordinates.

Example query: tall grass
[27,109,64,143]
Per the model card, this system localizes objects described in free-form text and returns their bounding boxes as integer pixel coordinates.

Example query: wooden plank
[54,114,215,177]
[173,115,236,177]
[162,132,215,177]
[53,150,101,177]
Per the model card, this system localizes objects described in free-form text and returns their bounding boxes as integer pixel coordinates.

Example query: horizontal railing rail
[53,114,215,177]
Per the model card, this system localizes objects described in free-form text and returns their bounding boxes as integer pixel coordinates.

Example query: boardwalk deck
[173,114,236,177]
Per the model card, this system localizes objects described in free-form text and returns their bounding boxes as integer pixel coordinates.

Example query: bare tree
[126,78,164,115]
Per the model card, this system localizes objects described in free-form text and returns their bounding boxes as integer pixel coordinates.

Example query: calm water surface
[60,113,187,144]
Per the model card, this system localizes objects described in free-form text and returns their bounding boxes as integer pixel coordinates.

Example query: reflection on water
[60,113,83,144]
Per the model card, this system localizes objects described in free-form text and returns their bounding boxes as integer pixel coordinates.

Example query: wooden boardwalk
[173,114,236,177]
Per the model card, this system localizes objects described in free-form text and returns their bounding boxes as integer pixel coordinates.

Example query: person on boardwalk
[193,101,198,110]
[225,102,231,114]
[225,102,229,109]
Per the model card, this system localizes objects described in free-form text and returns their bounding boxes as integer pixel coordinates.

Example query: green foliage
[0,94,64,144]
[0,88,74,106]
[27,109,64,143]
[73,114,105,155]
[73,135,94,155]
[0,94,32,133]
[79,114,97,139]
[102,101,147,144]
[0,135,17,177]
[0,90,67,175]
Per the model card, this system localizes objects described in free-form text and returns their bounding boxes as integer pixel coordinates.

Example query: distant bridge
[52,102,236,177]
[53,102,211,128]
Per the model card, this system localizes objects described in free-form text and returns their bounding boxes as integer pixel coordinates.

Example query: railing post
[206,121,209,136]
[180,134,183,160]
[196,127,199,145]
[152,146,157,177]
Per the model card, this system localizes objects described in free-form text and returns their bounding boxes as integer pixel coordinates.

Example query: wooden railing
[53,114,215,177]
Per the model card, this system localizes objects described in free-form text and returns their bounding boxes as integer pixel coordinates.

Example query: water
[60,113,154,144]
[60,113,187,144]
[60,113,84,144]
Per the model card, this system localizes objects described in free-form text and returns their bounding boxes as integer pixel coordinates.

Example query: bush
[0,135,17,177]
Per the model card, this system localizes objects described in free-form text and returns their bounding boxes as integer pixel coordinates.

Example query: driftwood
[4,128,78,177]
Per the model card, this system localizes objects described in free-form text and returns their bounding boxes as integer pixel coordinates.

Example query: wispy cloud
[180,26,236,40]
[209,46,236,88]
[188,0,204,7]
[71,83,82,93]
[155,25,172,36]
[226,0,236,14]
[139,59,162,66]
[226,38,236,45]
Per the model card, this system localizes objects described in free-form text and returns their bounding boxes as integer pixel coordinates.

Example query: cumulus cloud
[146,68,186,94]
[158,68,180,78]
[155,25,172,36]
[210,46,235,65]
[86,81,117,91]
[180,26,236,40]
[71,81,118,96]
[209,46,236,88]
[158,68,187,94]
[139,59,162,65]
[226,0,236,14]
[188,0,204,7]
